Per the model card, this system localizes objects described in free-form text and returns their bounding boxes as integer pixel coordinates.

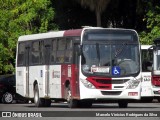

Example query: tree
[0,0,58,74]
[77,0,111,27]
[139,1,160,44]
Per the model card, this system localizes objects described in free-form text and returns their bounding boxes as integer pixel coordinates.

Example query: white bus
[141,45,154,102]
[16,27,141,108]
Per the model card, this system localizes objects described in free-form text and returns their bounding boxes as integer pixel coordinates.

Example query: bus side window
[56,38,66,63]
[17,42,25,66]
[65,51,72,63]
[31,41,40,64]
[51,39,57,63]
[40,41,44,64]
[65,38,72,63]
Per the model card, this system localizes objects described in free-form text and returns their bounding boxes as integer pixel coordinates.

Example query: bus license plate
[128,92,138,96]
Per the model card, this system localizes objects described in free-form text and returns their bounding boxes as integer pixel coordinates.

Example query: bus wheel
[2,92,14,104]
[34,84,45,107]
[66,85,78,108]
[118,101,128,108]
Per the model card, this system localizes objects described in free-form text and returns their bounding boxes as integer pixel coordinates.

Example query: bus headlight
[80,78,96,89]
[127,79,140,89]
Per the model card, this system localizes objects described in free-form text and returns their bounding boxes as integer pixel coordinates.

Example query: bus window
[51,39,57,63]
[56,38,66,63]
[17,42,25,66]
[65,39,72,63]
[40,41,44,64]
[31,41,40,64]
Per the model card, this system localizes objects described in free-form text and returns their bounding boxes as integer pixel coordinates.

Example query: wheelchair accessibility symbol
[112,66,121,75]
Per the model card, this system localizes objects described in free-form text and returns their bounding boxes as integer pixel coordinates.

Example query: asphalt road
[0,100,160,120]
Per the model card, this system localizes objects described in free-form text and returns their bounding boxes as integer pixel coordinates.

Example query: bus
[152,38,160,102]
[141,45,154,102]
[16,27,141,108]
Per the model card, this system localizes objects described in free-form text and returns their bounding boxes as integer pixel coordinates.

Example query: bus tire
[68,99,78,108]
[2,92,14,104]
[66,85,78,108]
[34,84,45,107]
[118,101,128,108]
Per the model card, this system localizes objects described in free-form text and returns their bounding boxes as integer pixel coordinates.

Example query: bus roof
[18,29,83,42]
[18,31,64,41]
[63,29,82,37]
[18,27,137,42]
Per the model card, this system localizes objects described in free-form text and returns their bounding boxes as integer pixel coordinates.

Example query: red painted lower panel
[61,64,80,99]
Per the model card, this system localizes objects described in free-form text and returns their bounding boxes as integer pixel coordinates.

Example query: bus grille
[101,91,122,95]
[94,78,129,84]
[87,77,129,90]
[153,91,160,95]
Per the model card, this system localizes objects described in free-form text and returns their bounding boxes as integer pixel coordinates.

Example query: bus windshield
[81,29,140,77]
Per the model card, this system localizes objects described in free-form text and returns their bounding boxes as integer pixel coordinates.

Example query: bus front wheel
[66,85,78,108]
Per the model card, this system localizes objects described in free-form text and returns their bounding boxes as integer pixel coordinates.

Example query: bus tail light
[80,78,96,89]
[151,76,160,87]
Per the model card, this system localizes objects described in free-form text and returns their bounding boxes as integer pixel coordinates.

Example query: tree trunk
[96,10,101,27]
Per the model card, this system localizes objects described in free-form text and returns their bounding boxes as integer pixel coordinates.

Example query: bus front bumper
[152,88,160,96]
[79,82,141,100]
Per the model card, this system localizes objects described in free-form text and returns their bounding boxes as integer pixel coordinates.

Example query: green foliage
[139,1,160,45]
[0,0,58,74]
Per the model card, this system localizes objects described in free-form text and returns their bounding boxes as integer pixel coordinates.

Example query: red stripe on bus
[86,77,112,90]
[63,29,82,37]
